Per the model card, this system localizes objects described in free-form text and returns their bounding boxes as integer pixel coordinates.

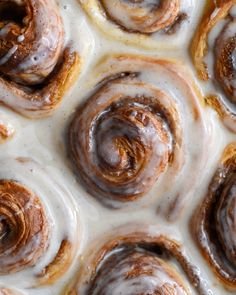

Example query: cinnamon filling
[0,1,26,26]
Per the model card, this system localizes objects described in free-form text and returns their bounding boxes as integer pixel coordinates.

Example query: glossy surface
[0,0,236,294]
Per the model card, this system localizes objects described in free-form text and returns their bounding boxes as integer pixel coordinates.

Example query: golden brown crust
[0,0,81,118]
[38,240,73,286]
[192,143,236,290]
[69,228,207,294]
[205,94,236,133]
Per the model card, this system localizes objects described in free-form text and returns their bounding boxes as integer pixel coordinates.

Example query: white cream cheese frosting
[0,0,235,294]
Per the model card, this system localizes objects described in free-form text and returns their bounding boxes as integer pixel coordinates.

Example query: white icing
[0,46,18,66]
[79,0,200,50]
[0,157,82,293]
[0,0,233,294]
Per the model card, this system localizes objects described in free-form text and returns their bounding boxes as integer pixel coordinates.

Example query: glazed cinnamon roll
[0,0,80,118]
[68,54,207,217]
[79,0,198,49]
[191,0,236,132]
[192,143,236,290]
[68,225,207,294]
[0,157,81,288]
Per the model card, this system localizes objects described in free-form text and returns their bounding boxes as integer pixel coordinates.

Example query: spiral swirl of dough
[68,54,207,217]
[0,157,81,288]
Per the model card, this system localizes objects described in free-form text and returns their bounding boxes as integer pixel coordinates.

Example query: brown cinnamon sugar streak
[0,0,80,118]
[68,227,208,294]
[190,0,236,131]
[192,143,236,290]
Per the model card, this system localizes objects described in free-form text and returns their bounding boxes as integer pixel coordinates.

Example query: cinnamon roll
[68,225,207,294]
[79,0,198,49]
[191,0,236,132]
[192,143,236,290]
[0,157,81,288]
[68,54,207,217]
[0,0,80,118]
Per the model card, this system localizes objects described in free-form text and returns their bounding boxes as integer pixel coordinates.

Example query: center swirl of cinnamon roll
[68,74,175,206]
[0,180,49,274]
[93,101,171,187]
[215,173,236,267]
[88,244,188,295]
[100,0,180,33]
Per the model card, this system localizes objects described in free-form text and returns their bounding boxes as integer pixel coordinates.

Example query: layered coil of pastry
[192,143,236,290]
[0,157,81,290]
[67,225,208,295]
[191,0,236,132]
[68,54,208,219]
[0,0,81,118]
[79,0,200,49]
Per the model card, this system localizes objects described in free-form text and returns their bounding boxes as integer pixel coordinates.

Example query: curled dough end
[38,240,73,286]
[190,0,233,82]
[0,49,80,118]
